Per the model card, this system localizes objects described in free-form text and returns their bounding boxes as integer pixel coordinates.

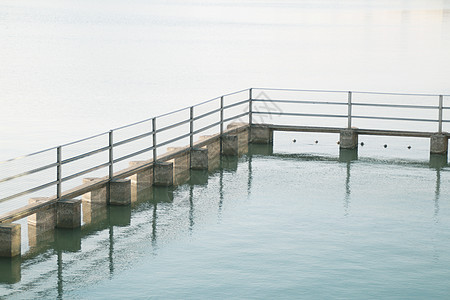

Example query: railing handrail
[1,87,449,208]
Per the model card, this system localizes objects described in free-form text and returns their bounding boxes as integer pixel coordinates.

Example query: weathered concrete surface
[222,134,239,156]
[430,133,448,155]
[250,126,273,144]
[28,196,56,249]
[0,223,21,257]
[340,129,358,149]
[198,135,220,171]
[167,147,190,185]
[227,123,249,155]
[154,162,174,186]
[129,161,153,203]
[110,179,131,206]
[28,197,56,230]
[82,178,108,204]
[191,148,208,170]
[28,223,54,249]
[57,199,81,229]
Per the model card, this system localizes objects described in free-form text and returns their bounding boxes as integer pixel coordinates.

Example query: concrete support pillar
[226,123,249,155]
[109,179,131,206]
[129,162,153,188]
[82,178,108,204]
[0,223,21,257]
[154,162,174,186]
[129,162,153,203]
[430,134,448,155]
[339,129,358,150]
[191,148,208,170]
[250,126,273,144]
[167,147,190,185]
[199,136,221,171]
[222,134,239,156]
[28,197,56,231]
[57,199,81,229]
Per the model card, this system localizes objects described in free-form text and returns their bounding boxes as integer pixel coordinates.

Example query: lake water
[1,0,450,160]
[2,0,450,299]
[1,141,450,299]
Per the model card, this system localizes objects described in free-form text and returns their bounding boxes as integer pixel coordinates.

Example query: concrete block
[56,199,81,229]
[28,197,56,231]
[110,179,131,206]
[340,129,358,149]
[154,162,173,186]
[430,134,448,155]
[222,134,239,156]
[0,224,21,257]
[82,178,107,204]
[250,126,273,144]
[191,148,208,170]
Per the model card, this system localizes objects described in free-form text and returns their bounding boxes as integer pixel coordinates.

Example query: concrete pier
[27,197,56,249]
[0,223,21,257]
[340,129,358,150]
[250,126,273,144]
[430,133,448,155]
[109,179,131,206]
[167,148,190,185]
[198,135,220,171]
[56,199,81,229]
[82,178,108,204]
[222,134,239,156]
[28,197,56,230]
[129,162,153,203]
[191,148,208,170]
[154,162,174,186]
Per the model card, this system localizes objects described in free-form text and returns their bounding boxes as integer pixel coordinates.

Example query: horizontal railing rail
[0,88,252,212]
[1,87,449,216]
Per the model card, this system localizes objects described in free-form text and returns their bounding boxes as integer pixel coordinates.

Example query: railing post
[109,130,113,179]
[190,106,194,149]
[347,91,352,129]
[439,95,443,133]
[220,96,224,154]
[152,117,157,163]
[57,146,61,200]
[249,88,253,125]
[220,96,224,136]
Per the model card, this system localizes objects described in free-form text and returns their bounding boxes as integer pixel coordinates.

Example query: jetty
[1,88,449,258]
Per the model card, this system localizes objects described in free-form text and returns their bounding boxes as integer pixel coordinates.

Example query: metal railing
[1,88,449,215]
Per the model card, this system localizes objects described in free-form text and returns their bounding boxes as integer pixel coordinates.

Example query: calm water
[1,0,450,159]
[2,1,450,299]
[1,142,450,299]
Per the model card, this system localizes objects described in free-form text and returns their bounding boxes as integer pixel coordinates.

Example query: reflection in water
[0,257,21,284]
[189,185,194,232]
[2,146,449,298]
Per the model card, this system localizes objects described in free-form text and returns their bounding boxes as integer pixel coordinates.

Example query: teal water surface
[2,141,450,299]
